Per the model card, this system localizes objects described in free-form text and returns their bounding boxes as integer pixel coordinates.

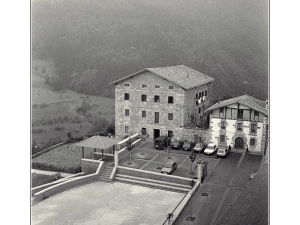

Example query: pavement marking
[209,153,246,225]
[139,153,160,170]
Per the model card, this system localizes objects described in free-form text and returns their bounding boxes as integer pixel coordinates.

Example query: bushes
[32,162,82,174]
[32,128,45,134]
[54,126,65,131]
[40,103,49,108]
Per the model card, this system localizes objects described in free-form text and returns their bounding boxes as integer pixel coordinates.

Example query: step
[115,177,190,193]
[116,174,191,189]
[98,177,111,182]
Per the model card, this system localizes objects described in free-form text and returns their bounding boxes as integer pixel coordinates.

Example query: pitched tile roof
[75,136,120,150]
[109,65,215,90]
[216,164,268,225]
[206,94,268,115]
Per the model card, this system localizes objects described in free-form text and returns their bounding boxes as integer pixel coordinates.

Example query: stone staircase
[114,174,191,193]
[98,165,114,182]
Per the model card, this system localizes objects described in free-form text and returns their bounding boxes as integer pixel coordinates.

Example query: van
[154,136,171,150]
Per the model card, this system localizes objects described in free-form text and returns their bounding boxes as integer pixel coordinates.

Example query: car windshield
[218,149,225,153]
[207,145,214,149]
[195,143,201,147]
[164,163,172,168]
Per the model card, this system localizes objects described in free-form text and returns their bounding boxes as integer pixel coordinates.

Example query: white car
[204,143,218,155]
[217,148,229,158]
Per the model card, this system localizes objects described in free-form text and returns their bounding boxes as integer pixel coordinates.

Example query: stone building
[109,65,215,139]
[205,94,268,154]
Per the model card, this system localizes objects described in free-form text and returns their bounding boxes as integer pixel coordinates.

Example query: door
[235,137,244,149]
[153,129,160,139]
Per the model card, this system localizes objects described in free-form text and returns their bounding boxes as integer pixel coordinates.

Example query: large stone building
[109,65,215,139]
[205,94,268,154]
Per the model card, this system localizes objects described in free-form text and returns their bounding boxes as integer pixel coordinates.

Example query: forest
[32,0,268,100]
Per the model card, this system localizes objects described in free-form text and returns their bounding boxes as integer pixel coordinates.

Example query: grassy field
[32,58,115,149]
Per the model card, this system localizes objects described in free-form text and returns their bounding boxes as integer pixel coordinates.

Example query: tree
[126,137,133,165]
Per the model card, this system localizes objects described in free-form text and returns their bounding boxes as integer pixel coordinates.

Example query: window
[199,108,201,113]
[154,95,160,102]
[168,113,173,120]
[125,83,129,87]
[155,85,160,88]
[220,135,225,142]
[220,107,224,113]
[168,96,174,104]
[142,85,147,88]
[250,138,256,146]
[251,124,257,133]
[125,126,129,133]
[125,109,129,116]
[205,90,207,96]
[196,93,198,99]
[169,86,173,89]
[199,92,202,98]
[168,130,173,138]
[254,111,259,121]
[155,112,159,123]
[196,100,198,105]
[237,109,243,119]
[141,128,147,135]
[237,123,243,131]
[142,111,146,118]
[141,95,147,102]
[202,91,204,97]
[221,121,226,129]
[124,93,129,100]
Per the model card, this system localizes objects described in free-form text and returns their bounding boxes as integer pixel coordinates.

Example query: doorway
[235,137,244,149]
[153,129,160,139]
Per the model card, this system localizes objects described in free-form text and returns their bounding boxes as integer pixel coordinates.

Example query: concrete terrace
[31,181,185,225]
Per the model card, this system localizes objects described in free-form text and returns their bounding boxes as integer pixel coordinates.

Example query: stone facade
[113,70,213,139]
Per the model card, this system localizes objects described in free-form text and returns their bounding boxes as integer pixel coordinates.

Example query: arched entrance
[235,137,244,149]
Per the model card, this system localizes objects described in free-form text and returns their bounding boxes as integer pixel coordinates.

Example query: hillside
[31,63,115,150]
[32,0,268,100]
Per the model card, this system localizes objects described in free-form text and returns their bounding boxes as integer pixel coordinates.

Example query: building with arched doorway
[205,94,268,154]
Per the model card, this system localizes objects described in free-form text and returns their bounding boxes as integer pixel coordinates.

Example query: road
[173,152,262,225]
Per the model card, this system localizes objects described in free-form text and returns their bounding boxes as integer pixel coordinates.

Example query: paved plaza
[32,181,185,225]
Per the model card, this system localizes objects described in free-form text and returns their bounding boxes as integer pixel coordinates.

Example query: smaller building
[205,94,268,154]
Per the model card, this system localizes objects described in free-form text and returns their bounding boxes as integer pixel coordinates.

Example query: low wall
[162,180,201,225]
[33,161,104,204]
[81,158,101,174]
[117,139,141,161]
[32,141,66,158]
[173,127,210,143]
[117,166,192,186]
[31,172,85,195]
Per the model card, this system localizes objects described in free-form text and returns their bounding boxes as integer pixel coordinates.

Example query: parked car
[217,148,229,158]
[193,142,207,153]
[154,136,171,150]
[171,140,184,150]
[161,160,177,174]
[182,141,194,151]
[204,143,218,155]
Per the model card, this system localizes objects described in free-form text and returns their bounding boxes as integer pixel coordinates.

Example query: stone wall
[81,159,102,174]
[114,71,213,140]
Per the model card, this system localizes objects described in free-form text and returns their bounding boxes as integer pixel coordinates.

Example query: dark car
[182,141,194,151]
[161,160,177,174]
[154,136,171,150]
[171,140,184,150]
[193,142,207,153]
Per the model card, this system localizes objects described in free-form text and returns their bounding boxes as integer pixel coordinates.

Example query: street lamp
[189,149,196,175]
[126,137,133,165]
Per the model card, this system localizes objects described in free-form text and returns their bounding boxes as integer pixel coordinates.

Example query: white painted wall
[210,118,264,153]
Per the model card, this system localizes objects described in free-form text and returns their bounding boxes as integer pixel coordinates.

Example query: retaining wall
[31,172,85,195]
[32,141,66,158]
[117,166,192,186]
[33,161,104,204]
[81,159,101,174]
